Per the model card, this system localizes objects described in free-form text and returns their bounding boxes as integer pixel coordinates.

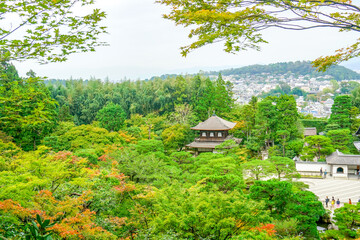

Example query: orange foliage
[232,120,246,130]
[109,216,128,228]
[118,130,136,143]
[252,224,276,236]
[0,199,43,220]
[0,190,116,239]
[107,173,136,193]
[52,150,82,165]
[98,154,108,162]
[87,168,101,179]
[52,151,73,161]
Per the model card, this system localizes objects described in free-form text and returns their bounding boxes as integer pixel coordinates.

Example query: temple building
[296,150,360,179]
[326,150,360,178]
[304,127,317,138]
[186,114,241,154]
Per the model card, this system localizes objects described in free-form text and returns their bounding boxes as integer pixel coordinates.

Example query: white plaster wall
[295,162,330,173]
[332,164,348,178]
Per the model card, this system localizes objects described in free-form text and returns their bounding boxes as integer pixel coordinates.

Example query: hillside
[206,61,360,81]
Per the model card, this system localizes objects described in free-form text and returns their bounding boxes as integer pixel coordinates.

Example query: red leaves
[108,216,128,228]
[252,223,276,236]
[52,151,72,161]
[0,199,43,220]
[108,173,136,193]
[0,190,115,239]
[52,150,81,164]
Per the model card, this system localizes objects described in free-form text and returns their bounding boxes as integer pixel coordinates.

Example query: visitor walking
[325,196,330,208]
[349,198,352,204]
[320,167,323,177]
[336,199,340,208]
[324,169,327,178]
[331,197,335,210]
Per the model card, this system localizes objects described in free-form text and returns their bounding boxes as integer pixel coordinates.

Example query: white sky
[15,0,360,80]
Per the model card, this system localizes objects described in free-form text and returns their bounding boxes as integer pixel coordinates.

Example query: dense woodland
[1,61,360,240]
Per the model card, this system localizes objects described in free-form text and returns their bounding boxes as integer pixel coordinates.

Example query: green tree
[253,97,277,149]
[341,81,360,94]
[145,183,271,239]
[276,130,290,157]
[349,106,360,133]
[275,95,300,140]
[25,214,55,240]
[135,139,165,155]
[329,95,352,129]
[213,73,233,116]
[241,159,273,181]
[250,180,325,239]
[301,135,334,161]
[285,190,325,239]
[173,76,188,104]
[43,124,128,152]
[352,86,360,109]
[327,129,351,152]
[250,179,293,215]
[269,156,299,180]
[159,0,360,70]
[332,203,360,238]
[0,0,107,63]
[161,124,190,150]
[290,87,306,97]
[169,103,196,125]
[96,103,126,132]
[286,139,304,158]
[0,74,57,150]
[330,79,340,92]
[192,76,215,120]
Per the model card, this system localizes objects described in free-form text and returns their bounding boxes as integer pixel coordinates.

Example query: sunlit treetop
[158,0,360,71]
[0,0,107,63]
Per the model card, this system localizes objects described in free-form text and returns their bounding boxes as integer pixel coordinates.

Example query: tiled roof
[326,150,360,165]
[353,141,360,151]
[304,127,317,136]
[191,115,236,131]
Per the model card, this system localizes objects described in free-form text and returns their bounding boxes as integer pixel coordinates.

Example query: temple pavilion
[186,114,241,154]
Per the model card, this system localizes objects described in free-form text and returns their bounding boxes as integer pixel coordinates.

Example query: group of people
[324,196,359,209]
[320,168,327,178]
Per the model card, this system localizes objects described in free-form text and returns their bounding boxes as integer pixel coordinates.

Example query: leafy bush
[75,149,98,165]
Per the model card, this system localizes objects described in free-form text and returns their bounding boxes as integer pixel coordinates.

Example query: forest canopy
[1,63,360,239]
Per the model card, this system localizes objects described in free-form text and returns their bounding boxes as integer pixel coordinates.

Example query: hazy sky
[15,0,360,80]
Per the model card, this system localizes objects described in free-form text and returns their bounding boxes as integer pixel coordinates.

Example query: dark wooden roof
[186,136,242,149]
[191,115,236,131]
[326,150,360,165]
[186,141,223,149]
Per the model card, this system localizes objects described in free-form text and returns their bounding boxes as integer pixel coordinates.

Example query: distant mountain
[341,58,360,72]
[206,61,360,81]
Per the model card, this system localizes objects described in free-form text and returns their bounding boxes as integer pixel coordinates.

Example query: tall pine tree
[213,73,233,116]
[329,95,352,129]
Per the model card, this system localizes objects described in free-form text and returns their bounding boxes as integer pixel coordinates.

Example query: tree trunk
[148,124,152,140]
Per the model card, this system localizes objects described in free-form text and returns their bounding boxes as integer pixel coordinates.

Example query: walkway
[299,178,360,208]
